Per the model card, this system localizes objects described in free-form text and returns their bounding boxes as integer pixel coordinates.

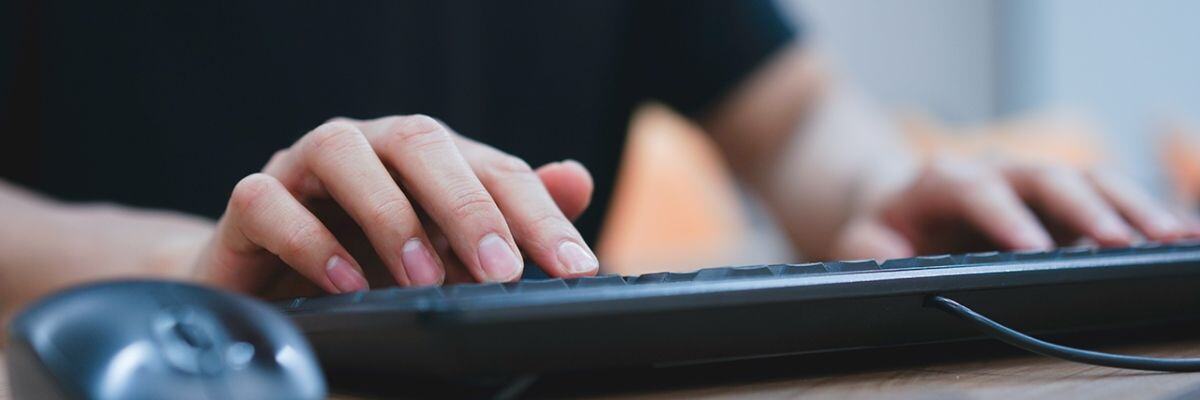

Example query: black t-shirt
[2,0,796,245]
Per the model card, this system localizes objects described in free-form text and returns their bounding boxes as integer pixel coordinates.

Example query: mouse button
[173,321,214,350]
[152,308,231,376]
[153,312,201,374]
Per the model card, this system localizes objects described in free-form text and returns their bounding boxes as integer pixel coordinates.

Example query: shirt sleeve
[623,0,800,119]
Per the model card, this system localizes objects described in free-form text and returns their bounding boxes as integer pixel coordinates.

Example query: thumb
[829,217,915,262]
[536,159,593,221]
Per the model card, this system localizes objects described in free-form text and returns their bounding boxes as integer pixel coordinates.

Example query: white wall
[1001,0,1200,186]
[776,0,1200,189]
[779,0,999,124]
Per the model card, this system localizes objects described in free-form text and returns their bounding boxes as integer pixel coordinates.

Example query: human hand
[830,156,1200,260]
[192,115,598,297]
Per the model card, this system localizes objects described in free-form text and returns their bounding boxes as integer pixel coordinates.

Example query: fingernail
[477,233,521,281]
[557,241,599,274]
[326,255,368,293]
[402,238,443,286]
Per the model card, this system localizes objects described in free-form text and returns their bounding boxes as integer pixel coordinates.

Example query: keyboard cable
[926,295,1200,372]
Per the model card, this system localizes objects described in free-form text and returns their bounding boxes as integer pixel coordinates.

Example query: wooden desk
[5,338,1200,399]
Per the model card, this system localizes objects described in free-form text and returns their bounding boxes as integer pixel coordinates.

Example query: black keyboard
[278,242,1200,377]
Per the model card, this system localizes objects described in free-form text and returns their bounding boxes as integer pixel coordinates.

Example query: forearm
[707,48,917,260]
[0,180,213,320]
[768,81,918,260]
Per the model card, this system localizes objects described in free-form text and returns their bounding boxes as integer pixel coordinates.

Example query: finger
[957,177,1055,251]
[261,149,326,198]
[459,140,598,277]
[296,121,444,286]
[358,115,523,282]
[830,218,915,261]
[1089,169,1188,241]
[1182,212,1200,238]
[423,220,476,284]
[902,159,1054,251]
[1009,166,1134,247]
[214,173,368,294]
[535,159,594,221]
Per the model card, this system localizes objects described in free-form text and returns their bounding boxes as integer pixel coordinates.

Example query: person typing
[1,0,1196,329]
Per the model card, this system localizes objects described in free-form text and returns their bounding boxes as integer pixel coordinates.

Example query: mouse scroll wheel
[173,321,214,350]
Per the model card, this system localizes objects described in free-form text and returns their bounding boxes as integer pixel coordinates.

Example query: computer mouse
[5,280,326,400]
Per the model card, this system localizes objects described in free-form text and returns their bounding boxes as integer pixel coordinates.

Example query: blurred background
[600,0,1200,274]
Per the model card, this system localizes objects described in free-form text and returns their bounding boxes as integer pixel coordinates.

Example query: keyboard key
[694,267,730,281]
[629,273,667,285]
[1057,246,1095,259]
[449,283,508,298]
[1132,242,1168,253]
[284,298,306,310]
[664,271,699,283]
[822,260,879,273]
[766,264,788,275]
[570,275,628,289]
[296,291,363,311]
[1093,247,1133,256]
[363,286,443,304]
[727,265,776,278]
[1013,250,1057,261]
[881,255,955,269]
[962,251,1013,264]
[780,263,827,275]
[695,266,774,281]
[511,279,569,293]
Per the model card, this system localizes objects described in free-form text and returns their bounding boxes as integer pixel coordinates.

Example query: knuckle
[305,121,365,157]
[491,154,534,175]
[229,173,277,212]
[448,189,497,221]
[379,115,452,153]
[262,149,292,175]
[280,223,324,257]
[524,211,570,238]
[400,114,444,132]
[366,193,416,228]
[479,154,537,186]
[267,149,289,165]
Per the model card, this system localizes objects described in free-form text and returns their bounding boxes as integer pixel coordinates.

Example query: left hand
[830,156,1200,260]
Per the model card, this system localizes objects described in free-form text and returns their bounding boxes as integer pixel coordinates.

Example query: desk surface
[5,338,1200,400]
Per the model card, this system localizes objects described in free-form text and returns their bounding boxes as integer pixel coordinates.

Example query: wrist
[65,203,215,279]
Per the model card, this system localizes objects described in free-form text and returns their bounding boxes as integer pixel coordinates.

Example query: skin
[2,45,1198,331]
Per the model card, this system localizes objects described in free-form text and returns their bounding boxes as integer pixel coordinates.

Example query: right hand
[192,115,599,297]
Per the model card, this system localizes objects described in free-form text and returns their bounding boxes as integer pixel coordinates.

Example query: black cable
[926,295,1200,372]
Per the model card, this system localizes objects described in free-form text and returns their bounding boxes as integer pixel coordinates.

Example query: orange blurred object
[596,104,751,275]
[1162,122,1200,209]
